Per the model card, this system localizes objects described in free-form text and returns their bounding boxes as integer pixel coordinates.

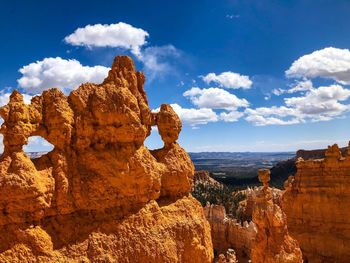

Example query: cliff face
[0,56,213,262]
[282,143,350,262]
[251,169,303,263]
[204,204,256,262]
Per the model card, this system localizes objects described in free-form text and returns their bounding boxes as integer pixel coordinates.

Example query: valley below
[190,152,295,189]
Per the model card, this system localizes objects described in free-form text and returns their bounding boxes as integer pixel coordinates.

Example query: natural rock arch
[0,56,213,262]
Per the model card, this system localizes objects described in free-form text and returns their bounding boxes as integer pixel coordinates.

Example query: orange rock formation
[215,248,238,263]
[237,187,282,223]
[193,170,222,189]
[0,56,213,262]
[282,143,350,262]
[204,204,256,262]
[251,169,303,263]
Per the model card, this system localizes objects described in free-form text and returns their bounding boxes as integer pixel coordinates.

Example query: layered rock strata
[0,56,213,262]
[282,143,350,262]
[251,169,302,263]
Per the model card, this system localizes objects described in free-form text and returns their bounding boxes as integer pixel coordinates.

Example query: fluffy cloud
[65,22,180,80]
[245,107,301,126]
[64,22,149,56]
[170,103,219,126]
[202,71,252,89]
[286,47,350,84]
[285,84,350,117]
[245,113,300,126]
[183,87,249,110]
[246,106,297,118]
[246,84,350,126]
[153,87,248,126]
[219,111,244,122]
[288,79,314,93]
[17,57,109,94]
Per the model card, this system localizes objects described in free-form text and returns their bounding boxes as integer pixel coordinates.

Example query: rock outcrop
[204,204,256,262]
[193,170,222,189]
[251,169,302,263]
[215,248,238,263]
[237,186,282,223]
[0,56,213,262]
[282,143,350,262]
[270,144,349,189]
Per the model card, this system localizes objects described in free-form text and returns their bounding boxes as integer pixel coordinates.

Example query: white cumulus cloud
[286,47,350,84]
[202,71,252,89]
[64,22,149,56]
[171,103,218,126]
[219,111,244,122]
[245,113,301,126]
[285,84,350,117]
[17,57,109,94]
[65,22,180,80]
[183,87,249,110]
[245,84,350,126]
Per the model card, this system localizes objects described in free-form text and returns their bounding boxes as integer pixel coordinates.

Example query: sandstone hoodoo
[0,56,213,262]
[204,203,256,262]
[282,143,350,262]
[251,169,303,263]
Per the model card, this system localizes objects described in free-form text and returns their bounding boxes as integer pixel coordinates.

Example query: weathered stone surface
[251,169,302,263]
[215,248,238,263]
[237,187,282,224]
[0,56,213,262]
[204,204,256,262]
[282,143,350,262]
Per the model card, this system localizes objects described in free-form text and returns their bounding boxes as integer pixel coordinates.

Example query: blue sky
[1,0,350,152]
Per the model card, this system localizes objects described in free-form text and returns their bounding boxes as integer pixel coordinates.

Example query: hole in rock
[145,126,163,150]
[24,136,54,159]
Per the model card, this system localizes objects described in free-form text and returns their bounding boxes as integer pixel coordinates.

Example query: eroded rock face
[215,249,238,263]
[237,187,282,223]
[251,169,303,263]
[282,143,350,262]
[204,204,256,262]
[0,56,213,262]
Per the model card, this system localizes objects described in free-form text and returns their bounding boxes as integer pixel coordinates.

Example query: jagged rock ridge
[0,56,213,262]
